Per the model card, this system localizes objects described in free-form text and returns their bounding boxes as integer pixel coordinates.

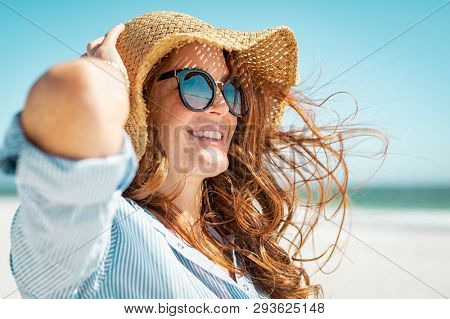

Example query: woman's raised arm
[0,23,138,298]
[21,25,130,160]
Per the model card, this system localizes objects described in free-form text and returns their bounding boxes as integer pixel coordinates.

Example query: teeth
[193,131,204,137]
[192,130,222,140]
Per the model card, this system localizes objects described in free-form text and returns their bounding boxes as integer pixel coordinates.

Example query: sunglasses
[157,68,248,117]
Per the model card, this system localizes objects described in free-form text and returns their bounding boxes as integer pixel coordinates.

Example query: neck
[157,173,204,232]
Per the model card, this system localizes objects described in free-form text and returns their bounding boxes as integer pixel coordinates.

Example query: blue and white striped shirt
[0,111,269,299]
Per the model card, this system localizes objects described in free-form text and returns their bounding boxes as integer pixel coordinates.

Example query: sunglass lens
[180,71,214,110]
[223,80,244,116]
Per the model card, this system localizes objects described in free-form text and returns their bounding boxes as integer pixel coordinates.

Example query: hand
[80,23,128,80]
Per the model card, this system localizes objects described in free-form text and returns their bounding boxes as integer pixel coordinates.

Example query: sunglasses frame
[157,67,247,118]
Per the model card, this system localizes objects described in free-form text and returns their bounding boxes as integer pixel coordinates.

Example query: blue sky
[0,0,449,187]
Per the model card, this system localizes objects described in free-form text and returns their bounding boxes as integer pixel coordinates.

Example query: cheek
[167,100,194,133]
[162,99,194,151]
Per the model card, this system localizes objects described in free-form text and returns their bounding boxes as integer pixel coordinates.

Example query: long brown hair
[123,45,388,299]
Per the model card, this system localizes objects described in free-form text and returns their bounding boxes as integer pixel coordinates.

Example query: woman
[0,11,385,299]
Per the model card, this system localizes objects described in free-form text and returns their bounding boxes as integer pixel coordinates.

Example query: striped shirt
[0,111,269,299]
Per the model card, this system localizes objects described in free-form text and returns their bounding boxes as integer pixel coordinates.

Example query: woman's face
[154,41,238,179]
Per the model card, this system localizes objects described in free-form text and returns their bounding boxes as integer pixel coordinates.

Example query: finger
[87,36,105,55]
[80,53,88,58]
[102,23,125,47]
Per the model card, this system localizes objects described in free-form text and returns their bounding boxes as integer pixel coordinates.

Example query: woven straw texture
[115,11,299,162]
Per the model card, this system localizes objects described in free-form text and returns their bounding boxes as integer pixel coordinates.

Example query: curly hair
[123,45,388,299]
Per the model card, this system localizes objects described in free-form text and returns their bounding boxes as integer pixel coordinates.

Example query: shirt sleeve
[0,110,138,298]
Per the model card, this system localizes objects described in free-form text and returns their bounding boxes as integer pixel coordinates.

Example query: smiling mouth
[187,130,225,147]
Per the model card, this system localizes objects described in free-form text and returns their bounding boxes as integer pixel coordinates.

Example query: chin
[196,155,229,177]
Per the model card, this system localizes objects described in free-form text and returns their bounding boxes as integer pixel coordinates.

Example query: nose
[206,84,230,116]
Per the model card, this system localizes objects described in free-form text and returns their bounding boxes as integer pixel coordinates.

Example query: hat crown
[131,11,214,40]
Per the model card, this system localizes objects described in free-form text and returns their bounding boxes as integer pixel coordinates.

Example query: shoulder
[112,196,167,238]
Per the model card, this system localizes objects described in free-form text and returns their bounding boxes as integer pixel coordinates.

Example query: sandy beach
[301,207,450,298]
[1,196,449,299]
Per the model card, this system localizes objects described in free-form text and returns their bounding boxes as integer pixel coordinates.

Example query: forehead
[164,41,230,79]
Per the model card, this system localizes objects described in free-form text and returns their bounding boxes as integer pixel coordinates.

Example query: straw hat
[115,11,299,162]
